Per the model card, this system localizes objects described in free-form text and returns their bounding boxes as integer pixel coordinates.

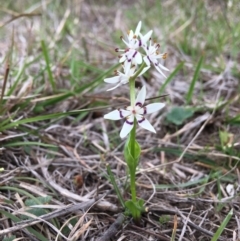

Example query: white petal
[134,51,142,64]
[124,61,131,75]
[120,116,134,138]
[138,66,150,76]
[121,78,130,85]
[128,30,134,40]
[141,30,153,45]
[119,55,126,63]
[106,77,128,90]
[104,76,120,84]
[136,116,156,133]
[129,66,137,76]
[135,21,142,36]
[122,38,131,48]
[153,54,165,59]
[143,56,151,66]
[158,63,169,71]
[106,83,121,91]
[145,103,165,114]
[120,109,132,118]
[104,110,123,120]
[135,85,146,106]
[155,66,167,78]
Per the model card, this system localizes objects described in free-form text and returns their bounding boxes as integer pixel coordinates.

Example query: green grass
[211,209,233,241]
[186,55,204,104]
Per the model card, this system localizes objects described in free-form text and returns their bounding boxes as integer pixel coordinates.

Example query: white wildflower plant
[103,21,169,222]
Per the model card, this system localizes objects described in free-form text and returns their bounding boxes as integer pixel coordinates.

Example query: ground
[0,1,240,241]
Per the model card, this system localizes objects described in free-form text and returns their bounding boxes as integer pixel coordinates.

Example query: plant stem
[129,79,137,202]
[130,63,147,81]
[130,163,136,202]
[128,62,146,203]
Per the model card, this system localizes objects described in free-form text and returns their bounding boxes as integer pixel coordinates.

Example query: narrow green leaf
[227,114,240,125]
[0,106,111,132]
[70,55,79,85]
[0,187,42,204]
[159,62,184,95]
[41,40,55,91]
[125,198,145,221]
[0,210,49,241]
[186,55,204,104]
[106,164,125,208]
[6,66,25,97]
[211,208,233,241]
[25,196,52,206]
[155,176,209,189]
[2,141,57,148]
[3,235,16,241]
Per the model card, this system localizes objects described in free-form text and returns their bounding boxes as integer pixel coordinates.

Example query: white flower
[104,85,165,138]
[104,65,150,91]
[123,21,142,46]
[143,39,169,78]
[116,21,153,74]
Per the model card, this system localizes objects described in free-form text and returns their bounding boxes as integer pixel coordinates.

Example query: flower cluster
[104,21,167,138]
[104,21,169,91]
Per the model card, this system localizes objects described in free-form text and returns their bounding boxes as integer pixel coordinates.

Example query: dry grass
[0,0,240,241]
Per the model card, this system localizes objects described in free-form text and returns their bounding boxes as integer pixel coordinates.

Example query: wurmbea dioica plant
[104,21,168,221]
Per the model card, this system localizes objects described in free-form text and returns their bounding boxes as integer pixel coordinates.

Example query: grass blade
[211,208,233,241]
[0,186,42,203]
[36,63,119,108]
[227,114,240,125]
[41,40,55,91]
[155,176,209,189]
[2,141,57,148]
[0,105,111,132]
[1,62,10,102]
[106,164,125,208]
[186,55,204,104]
[159,61,184,95]
[0,210,49,241]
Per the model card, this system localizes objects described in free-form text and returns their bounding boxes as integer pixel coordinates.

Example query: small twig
[0,13,41,28]
[0,200,96,236]
[97,213,125,241]
[178,206,193,241]
[176,113,212,163]
[127,223,170,241]
[177,209,225,241]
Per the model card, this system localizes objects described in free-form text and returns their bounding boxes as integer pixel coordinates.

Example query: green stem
[127,62,146,203]
[130,62,147,81]
[130,164,136,202]
[129,79,137,202]
[129,78,135,107]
